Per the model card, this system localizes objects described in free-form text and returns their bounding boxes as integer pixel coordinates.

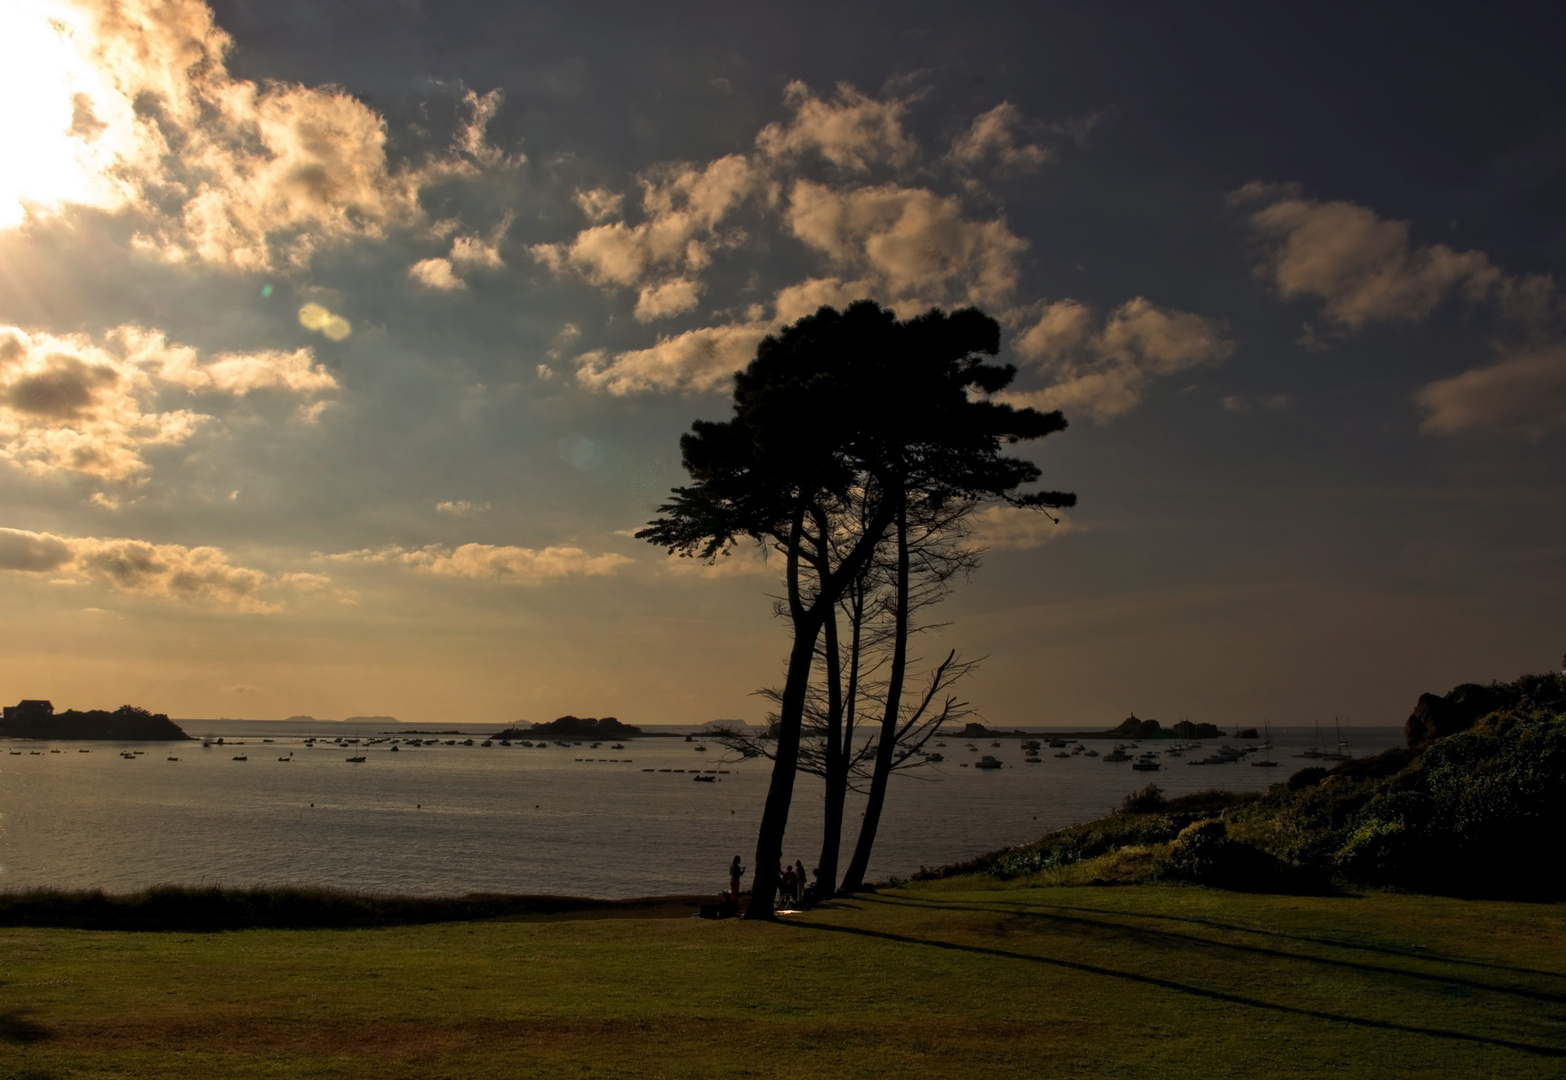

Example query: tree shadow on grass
[786,915,1566,1058]
[892,892,1566,981]
[1039,900,1566,979]
[0,1010,53,1044]
[858,894,1566,1005]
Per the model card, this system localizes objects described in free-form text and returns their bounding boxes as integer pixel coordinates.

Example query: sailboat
[1252,721,1279,767]
[1295,719,1326,758]
[1321,718,1352,762]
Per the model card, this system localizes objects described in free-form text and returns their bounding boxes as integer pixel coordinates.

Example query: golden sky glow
[0,2,131,227]
[0,1,1560,726]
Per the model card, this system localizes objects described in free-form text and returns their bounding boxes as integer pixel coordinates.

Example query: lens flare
[298,303,351,341]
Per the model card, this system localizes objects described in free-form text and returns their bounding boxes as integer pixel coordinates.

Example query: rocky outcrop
[0,702,190,741]
[497,715,644,740]
[1404,683,1513,747]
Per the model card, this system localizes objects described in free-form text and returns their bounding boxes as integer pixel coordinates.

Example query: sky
[1,0,1562,728]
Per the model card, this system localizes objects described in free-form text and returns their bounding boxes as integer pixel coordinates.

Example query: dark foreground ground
[2,878,1564,1079]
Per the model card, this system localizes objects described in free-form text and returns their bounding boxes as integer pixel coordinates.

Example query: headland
[0,700,190,741]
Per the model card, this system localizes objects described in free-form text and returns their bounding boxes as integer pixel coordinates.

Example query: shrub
[1121,784,1166,814]
[1336,709,1566,897]
[1287,767,1328,791]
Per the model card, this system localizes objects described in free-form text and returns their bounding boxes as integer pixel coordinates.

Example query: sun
[0,0,131,229]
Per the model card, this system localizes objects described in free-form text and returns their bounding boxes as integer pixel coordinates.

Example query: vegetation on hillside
[922,671,1566,900]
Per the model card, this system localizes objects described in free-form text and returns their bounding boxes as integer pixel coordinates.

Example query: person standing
[728,855,745,904]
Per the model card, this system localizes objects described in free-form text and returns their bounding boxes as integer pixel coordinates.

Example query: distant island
[949,715,1230,740]
[495,715,646,740]
[1,700,190,741]
[280,715,399,725]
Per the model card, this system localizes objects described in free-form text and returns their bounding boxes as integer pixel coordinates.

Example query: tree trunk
[748,492,896,917]
[745,506,818,920]
[839,496,909,893]
[818,567,866,893]
[745,609,825,919]
[817,600,845,894]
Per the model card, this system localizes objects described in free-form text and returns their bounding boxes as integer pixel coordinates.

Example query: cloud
[1238,184,1566,437]
[328,542,631,583]
[1220,393,1291,414]
[1416,342,1566,437]
[5,0,510,271]
[528,82,1068,396]
[574,321,770,395]
[574,187,624,222]
[532,81,1030,335]
[409,215,511,290]
[1235,183,1556,329]
[947,103,1051,174]
[784,181,1026,307]
[661,541,773,577]
[0,527,73,572]
[530,154,764,289]
[408,258,465,291]
[452,88,515,170]
[755,81,917,172]
[450,231,505,270]
[436,500,490,516]
[1005,298,1234,422]
[0,526,291,611]
[0,323,337,482]
[634,277,703,321]
[771,277,880,325]
[139,331,337,395]
[967,505,1074,550]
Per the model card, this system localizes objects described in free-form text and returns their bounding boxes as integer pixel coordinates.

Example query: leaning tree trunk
[745,506,822,920]
[818,566,866,893]
[817,600,846,893]
[745,610,827,919]
[839,495,909,893]
[747,493,896,917]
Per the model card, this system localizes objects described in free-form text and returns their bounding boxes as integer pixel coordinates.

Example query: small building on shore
[3,700,54,722]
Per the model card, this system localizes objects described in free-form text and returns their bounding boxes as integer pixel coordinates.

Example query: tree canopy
[639,300,1075,917]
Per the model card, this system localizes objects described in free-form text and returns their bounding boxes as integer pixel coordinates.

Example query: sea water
[0,724,1404,898]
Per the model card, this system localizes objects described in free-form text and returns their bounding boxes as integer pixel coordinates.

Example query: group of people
[726,856,826,911]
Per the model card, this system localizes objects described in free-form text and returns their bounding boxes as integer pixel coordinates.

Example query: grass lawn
[3,879,1564,1078]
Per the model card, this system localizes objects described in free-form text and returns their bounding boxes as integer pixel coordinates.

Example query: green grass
[4,880,1565,1078]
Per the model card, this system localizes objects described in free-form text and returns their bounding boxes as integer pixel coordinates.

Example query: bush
[1287,767,1328,791]
[1121,784,1166,814]
[1335,709,1566,897]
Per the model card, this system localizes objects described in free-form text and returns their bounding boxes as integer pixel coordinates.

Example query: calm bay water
[0,723,1404,898]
